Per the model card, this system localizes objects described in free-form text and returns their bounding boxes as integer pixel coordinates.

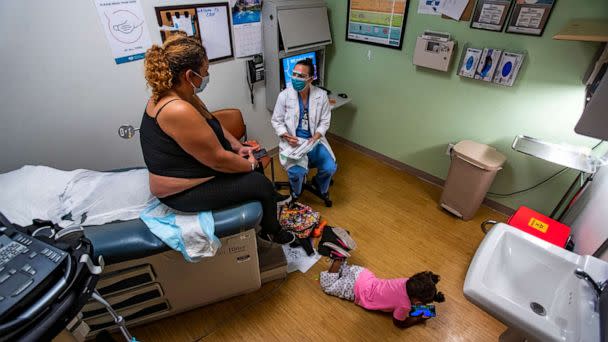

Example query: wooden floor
[129,139,507,341]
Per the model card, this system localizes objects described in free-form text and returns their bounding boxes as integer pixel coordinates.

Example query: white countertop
[328,92,351,110]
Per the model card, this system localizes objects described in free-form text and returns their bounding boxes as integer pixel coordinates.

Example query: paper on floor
[282,244,322,273]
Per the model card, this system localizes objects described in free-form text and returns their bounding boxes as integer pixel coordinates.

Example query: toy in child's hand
[409,304,436,318]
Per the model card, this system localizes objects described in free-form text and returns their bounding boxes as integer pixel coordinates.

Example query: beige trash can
[440,140,506,220]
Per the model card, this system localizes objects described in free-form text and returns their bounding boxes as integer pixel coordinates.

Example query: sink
[464,223,608,342]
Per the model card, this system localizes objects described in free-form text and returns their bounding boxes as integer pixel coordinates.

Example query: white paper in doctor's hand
[281,138,319,160]
[282,244,321,273]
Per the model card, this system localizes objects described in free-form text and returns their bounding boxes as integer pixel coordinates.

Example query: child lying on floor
[318,227,445,328]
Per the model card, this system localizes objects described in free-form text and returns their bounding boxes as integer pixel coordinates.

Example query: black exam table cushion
[83,201,262,265]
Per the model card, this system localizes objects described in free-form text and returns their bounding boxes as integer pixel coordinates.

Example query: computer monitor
[281,51,317,88]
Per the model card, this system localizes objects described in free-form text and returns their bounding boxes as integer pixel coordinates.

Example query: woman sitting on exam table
[140,33,294,245]
[271,58,337,203]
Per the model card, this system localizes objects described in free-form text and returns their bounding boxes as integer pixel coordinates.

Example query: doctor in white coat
[271,58,336,202]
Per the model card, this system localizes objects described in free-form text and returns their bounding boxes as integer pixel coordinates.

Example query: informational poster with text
[94,0,152,64]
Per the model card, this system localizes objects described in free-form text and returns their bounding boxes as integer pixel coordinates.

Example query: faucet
[574,268,608,299]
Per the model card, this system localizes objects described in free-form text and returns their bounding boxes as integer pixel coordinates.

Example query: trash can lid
[453,140,506,170]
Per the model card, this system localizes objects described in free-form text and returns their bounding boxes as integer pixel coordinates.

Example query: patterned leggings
[320,262,365,301]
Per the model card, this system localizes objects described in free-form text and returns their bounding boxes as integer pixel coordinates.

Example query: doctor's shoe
[320,192,332,207]
[310,177,332,207]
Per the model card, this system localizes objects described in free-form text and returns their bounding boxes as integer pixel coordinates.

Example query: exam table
[78,201,287,338]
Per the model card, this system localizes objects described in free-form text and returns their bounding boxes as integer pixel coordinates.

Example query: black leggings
[159,172,281,235]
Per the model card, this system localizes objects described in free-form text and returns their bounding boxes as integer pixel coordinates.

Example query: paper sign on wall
[505,0,556,36]
[173,15,195,36]
[418,0,443,15]
[470,0,513,32]
[94,0,152,64]
[438,0,470,20]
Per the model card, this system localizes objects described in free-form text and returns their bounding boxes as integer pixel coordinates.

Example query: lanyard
[299,95,310,131]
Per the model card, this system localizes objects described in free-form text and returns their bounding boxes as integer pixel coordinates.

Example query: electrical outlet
[445,143,455,156]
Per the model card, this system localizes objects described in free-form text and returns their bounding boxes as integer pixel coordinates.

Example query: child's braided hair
[406,271,446,303]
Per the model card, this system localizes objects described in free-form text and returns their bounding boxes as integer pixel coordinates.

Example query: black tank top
[139,99,233,178]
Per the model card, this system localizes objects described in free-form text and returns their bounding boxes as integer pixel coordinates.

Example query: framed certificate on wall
[470,0,513,32]
[505,0,557,36]
[345,0,411,50]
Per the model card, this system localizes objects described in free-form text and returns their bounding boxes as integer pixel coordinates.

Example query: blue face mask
[190,71,209,94]
[291,77,308,92]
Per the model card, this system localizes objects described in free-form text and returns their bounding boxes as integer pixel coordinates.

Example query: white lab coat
[271,85,335,171]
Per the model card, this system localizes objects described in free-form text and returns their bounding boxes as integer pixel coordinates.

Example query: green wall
[325,0,608,215]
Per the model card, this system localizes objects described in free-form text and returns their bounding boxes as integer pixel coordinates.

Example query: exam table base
[80,229,265,338]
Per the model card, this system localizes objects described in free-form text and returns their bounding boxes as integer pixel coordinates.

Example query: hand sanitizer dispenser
[413,31,455,72]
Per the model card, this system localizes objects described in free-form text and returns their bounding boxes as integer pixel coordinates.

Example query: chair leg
[270,156,276,183]
[271,157,290,190]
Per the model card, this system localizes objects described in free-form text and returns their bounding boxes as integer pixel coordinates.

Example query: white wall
[0,0,277,173]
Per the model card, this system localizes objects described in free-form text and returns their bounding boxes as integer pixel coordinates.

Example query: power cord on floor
[487,168,569,197]
[191,277,287,342]
[487,140,604,197]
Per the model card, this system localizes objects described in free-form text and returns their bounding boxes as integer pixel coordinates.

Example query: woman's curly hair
[144,32,207,102]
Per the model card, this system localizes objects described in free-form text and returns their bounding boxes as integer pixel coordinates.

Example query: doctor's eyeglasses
[291,71,310,79]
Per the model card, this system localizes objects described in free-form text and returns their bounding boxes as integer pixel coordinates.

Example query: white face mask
[189,71,209,94]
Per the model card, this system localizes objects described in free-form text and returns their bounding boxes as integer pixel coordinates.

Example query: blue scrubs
[288,94,337,196]
[295,93,312,139]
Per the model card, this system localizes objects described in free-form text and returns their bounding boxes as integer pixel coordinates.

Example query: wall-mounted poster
[346,0,411,50]
[470,0,513,32]
[505,0,556,36]
[94,0,152,64]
